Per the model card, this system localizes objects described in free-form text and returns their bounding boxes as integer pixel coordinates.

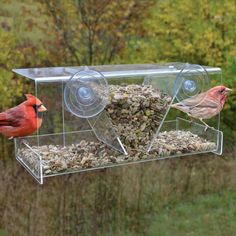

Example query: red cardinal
[171,85,232,128]
[0,94,47,138]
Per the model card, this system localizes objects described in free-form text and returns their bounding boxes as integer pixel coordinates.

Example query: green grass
[147,191,236,236]
[0,229,5,236]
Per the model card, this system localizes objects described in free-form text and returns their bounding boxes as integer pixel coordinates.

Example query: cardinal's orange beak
[38,105,47,112]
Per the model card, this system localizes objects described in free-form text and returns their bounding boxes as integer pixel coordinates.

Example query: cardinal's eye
[33,104,42,111]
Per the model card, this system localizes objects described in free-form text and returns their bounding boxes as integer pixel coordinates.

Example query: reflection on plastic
[173,64,210,107]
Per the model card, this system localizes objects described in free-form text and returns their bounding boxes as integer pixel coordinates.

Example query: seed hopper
[13,63,223,184]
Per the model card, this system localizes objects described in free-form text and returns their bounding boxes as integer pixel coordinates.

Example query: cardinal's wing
[0,105,27,127]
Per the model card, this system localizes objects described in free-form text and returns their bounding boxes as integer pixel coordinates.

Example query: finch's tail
[170,103,190,113]
[169,103,177,108]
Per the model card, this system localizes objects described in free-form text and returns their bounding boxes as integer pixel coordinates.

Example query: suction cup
[64,68,109,118]
[174,64,210,107]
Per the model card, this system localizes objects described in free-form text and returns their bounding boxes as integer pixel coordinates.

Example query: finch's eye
[220,88,225,93]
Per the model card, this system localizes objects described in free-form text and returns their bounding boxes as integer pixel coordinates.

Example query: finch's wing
[171,91,218,108]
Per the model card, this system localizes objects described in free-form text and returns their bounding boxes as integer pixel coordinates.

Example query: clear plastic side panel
[35,79,93,146]
[147,63,223,156]
[212,129,223,155]
[35,80,64,143]
[15,137,43,184]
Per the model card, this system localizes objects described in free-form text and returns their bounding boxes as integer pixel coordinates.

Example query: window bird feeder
[13,63,223,184]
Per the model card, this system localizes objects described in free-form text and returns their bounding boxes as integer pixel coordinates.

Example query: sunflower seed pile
[106,84,172,151]
[150,130,217,157]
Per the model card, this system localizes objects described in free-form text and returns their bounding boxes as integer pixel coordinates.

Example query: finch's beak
[225,87,232,94]
[38,105,47,112]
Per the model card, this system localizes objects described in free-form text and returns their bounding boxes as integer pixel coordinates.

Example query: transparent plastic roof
[13,63,221,82]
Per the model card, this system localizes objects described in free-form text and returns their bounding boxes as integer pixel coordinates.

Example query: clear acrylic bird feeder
[13,63,223,184]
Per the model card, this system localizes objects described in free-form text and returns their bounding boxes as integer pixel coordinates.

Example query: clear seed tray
[13,63,223,184]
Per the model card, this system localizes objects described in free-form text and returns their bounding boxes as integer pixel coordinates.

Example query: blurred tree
[0,0,54,108]
[0,29,22,109]
[121,0,236,67]
[38,0,154,65]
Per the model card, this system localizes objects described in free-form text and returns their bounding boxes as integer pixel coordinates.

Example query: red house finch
[170,85,232,129]
[0,94,47,139]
